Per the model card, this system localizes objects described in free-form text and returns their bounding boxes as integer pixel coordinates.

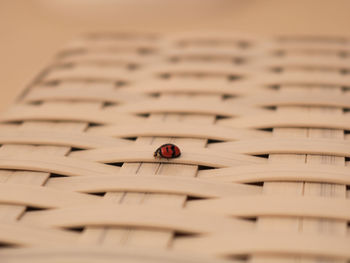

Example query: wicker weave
[0,32,349,262]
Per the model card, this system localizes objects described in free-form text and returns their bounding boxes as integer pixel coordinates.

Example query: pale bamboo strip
[209,137,350,157]
[0,246,234,263]
[257,71,350,86]
[42,65,137,82]
[57,53,155,65]
[24,83,147,104]
[129,79,265,96]
[187,195,350,220]
[0,129,132,148]
[106,97,266,116]
[0,154,120,177]
[199,163,350,185]
[238,92,350,108]
[46,174,261,197]
[173,231,350,259]
[219,111,350,130]
[0,104,142,124]
[144,62,253,76]
[0,183,103,208]
[87,122,269,140]
[258,56,350,69]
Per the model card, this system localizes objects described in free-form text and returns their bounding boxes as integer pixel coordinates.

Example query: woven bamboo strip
[219,111,350,130]
[0,246,234,263]
[200,163,350,185]
[174,232,350,259]
[87,122,269,140]
[0,154,120,177]
[23,83,147,104]
[0,129,132,148]
[46,175,261,197]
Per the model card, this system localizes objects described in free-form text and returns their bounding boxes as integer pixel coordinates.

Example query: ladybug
[154,143,181,159]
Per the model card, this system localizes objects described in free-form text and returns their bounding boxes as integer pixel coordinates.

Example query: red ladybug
[154,143,181,159]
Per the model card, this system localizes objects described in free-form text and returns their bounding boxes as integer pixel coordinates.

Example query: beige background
[1,0,349,112]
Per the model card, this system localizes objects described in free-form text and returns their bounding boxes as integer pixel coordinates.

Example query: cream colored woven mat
[0,33,349,262]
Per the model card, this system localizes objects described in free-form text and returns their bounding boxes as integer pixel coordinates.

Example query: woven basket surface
[0,33,349,262]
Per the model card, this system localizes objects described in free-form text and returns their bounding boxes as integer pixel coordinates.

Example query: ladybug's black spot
[171,144,176,157]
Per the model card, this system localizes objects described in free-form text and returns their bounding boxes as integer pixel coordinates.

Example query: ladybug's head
[153,151,159,158]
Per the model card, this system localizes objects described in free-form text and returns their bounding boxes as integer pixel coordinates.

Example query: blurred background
[1,0,350,112]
